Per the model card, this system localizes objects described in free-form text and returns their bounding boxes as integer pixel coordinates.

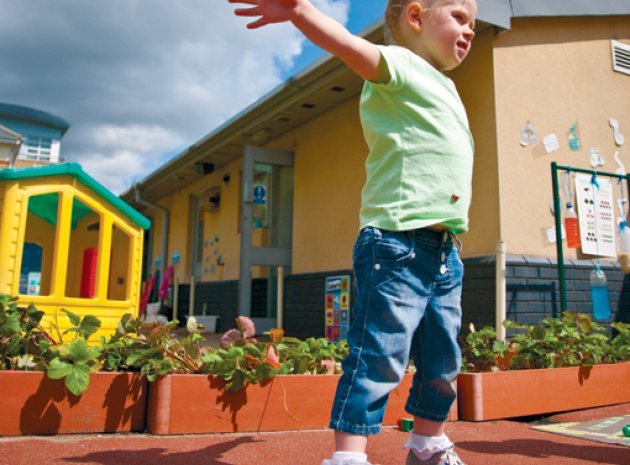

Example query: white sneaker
[406,446,466,465]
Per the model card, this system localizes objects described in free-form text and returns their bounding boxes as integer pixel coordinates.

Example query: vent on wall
[611,40,630,75]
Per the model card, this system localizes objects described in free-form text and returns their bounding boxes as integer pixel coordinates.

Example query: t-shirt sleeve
[371,45,411,90]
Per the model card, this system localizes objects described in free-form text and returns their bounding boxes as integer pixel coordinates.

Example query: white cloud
[0,0,351,193]
[89,124,184,154]
[80,150,154,196]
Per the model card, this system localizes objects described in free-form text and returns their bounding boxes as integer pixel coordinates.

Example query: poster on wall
[252,169,270,229]
[574,173,616,257]
[325,275,350,343]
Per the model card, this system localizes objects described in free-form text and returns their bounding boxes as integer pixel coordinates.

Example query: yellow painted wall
[291,97,366,274]
[448,27,501,257]
[150,158,244,284]
[494,17,630,258]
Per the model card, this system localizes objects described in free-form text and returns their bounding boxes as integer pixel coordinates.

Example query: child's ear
[406,2,425,32]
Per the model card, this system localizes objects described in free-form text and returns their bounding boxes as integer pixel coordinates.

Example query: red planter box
[146,374,273,434]
[0,371,148,436]
[457,362,630,421]
[146,372,458,435]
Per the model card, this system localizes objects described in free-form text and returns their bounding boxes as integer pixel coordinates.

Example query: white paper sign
[574,174,616,257]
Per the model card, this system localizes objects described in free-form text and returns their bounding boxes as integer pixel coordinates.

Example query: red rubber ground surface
[1,403,627,465]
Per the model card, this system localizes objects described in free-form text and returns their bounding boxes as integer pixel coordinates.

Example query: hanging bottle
[564,202,580,249]
[619,220,630,273]
[590,266,611,321]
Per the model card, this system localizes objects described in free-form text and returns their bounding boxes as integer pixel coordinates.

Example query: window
[65,198,101,298]
[611,40,630,76]
[108,225,131,301]
[22,136,53,161]
[19,193,60,296]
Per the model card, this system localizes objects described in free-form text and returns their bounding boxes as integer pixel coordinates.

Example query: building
[0,102,70,168]
[121,0,630,337]
[0,124,23,168]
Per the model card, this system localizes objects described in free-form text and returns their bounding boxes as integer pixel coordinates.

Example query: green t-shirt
[359,45,474,234]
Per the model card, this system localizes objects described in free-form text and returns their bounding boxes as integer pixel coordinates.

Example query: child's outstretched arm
[229,0,387,82]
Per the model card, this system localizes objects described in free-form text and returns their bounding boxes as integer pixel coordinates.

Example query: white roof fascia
[510,0,630,18]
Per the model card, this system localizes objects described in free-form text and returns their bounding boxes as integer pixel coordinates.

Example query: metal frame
[238,145,294,321]
[550,162,630,311]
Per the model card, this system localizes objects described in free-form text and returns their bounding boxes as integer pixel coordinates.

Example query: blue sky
[0,0,387,193]
[286,0,387,77]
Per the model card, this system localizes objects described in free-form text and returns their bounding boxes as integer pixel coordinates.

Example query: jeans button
[439,264,447,274]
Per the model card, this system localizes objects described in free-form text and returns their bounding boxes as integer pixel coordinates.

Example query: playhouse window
[65,199,101,299]
[108,224,131,301]
[20,193,60,296]
[19,243,44,296]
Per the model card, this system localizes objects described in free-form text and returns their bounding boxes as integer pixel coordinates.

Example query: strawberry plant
[0,294,56,370]
[460,323,509,372]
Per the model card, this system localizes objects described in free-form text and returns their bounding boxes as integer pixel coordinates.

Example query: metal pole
[495,240,506,340]
[551,162,567,311]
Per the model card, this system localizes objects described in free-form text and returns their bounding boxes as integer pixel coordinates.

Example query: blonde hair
[384,0,450,45]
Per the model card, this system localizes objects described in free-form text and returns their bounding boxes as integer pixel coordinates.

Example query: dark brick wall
[175,256,630,337]
[283,270,353,339]
[177,279,268,332]
[462,256,630,332]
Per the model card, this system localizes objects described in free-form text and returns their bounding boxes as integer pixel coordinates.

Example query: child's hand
[229,0,298,29]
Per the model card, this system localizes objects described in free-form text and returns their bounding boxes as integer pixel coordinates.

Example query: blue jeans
[329,226,463,435]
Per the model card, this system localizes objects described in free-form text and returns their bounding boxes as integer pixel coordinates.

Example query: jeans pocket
[372,230,415,289]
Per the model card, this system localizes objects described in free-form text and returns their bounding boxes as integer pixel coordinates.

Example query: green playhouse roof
[0,163,151,230]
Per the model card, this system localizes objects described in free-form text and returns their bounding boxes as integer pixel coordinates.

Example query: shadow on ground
[63,436,262,465]
[458,438,628,465]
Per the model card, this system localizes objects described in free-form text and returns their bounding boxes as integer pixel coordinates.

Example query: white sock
[331,451,368,464]
[403,433,453,461]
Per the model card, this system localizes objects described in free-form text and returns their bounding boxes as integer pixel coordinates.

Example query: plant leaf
[47,358,73,379]
[64,363,91,396]
[68,339,92,363]
[61,309,81,327]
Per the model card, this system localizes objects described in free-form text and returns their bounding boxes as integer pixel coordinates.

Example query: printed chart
[325,275,350,342]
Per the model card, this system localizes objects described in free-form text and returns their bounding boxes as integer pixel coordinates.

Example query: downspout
[495,240,506,340]
[134,185,168,285]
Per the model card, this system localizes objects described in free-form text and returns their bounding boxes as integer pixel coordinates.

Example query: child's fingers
[234,6,261,17]
[228,0,258,4]
[247,17,270,29]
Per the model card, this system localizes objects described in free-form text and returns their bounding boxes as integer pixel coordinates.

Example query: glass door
[239,146,294,332]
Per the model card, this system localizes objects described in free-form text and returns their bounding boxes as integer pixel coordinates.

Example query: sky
[0,0,386,194]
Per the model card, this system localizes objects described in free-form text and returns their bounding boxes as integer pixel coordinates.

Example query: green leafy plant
[609,322,630,363]
[459,313,630,373]
[125,319,206,382]
[202,316,285,391]
[276,336,349,375]
[202,317,349,391]
[460,323,509,373]
[45,309,103,396]
[99,313,145,371]
[505,312,614,370]
[0,294,56,370]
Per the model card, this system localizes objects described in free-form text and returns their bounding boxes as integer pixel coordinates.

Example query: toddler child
[229,1,477,464]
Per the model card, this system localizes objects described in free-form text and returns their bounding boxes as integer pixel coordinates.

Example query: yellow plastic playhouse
[0,163,150,340]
